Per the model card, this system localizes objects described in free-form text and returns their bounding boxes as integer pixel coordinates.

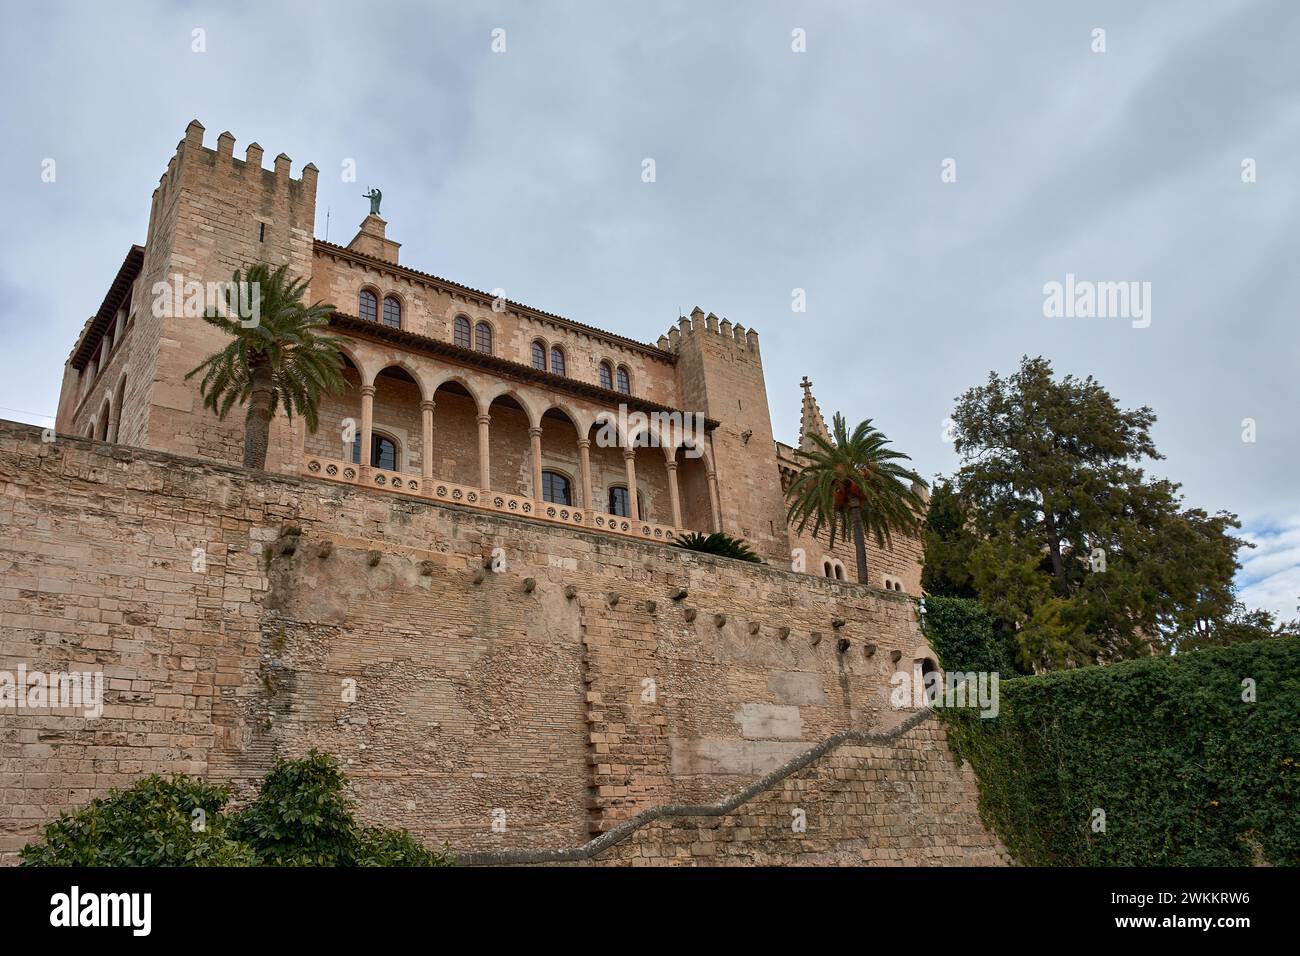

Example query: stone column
[665,461,682,528]
[359,384,375,479]
[476,413,491,491]
[107,408,121,444]
[706,469,722,532]
[529,426,544,503]
[420,399,435,491]
[577,438,593,513]
[623,449,638,522]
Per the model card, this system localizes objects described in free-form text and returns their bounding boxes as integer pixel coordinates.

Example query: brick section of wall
[0,421,994,866]
[579,595,670,834]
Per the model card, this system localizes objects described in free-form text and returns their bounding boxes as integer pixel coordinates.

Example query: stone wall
[590,716,1006,866]
[0,421,1001,865]
[461,714,1007,866]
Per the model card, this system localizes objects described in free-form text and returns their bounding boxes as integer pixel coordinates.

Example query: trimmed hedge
[923,595,1020,675]
[942,637,1300,865]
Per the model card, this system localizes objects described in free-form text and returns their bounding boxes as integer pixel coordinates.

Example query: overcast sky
[1,0,1296,619]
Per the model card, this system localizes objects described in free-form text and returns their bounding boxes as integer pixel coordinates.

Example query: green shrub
[230,751,361,865]
[22,750,452,867]
[19,775,256,867]
[355,827,453,867]
[923,595,1021,675]
[942,636,1300,865]
[674,531,762,563]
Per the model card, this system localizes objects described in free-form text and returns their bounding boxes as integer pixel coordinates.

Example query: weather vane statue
[363,187,382,216]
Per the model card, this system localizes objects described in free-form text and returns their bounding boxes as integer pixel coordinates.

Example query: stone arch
[529,335,549,369]
[97,398,112,441]
[333,341,374,387]
[667,431,716,532]
[539,465,577,506]
[367,363,424,473]
[470,313,499,354]
[356,284,381,322]
[369,359,428,401]
[111,371,128,443]
[539,398,592,437]
[486,390,533,497]
[483,383,541,429]
[912,647,942,706]
[429,370,486,416]
[380,291,405,329]
[450,311,474,348]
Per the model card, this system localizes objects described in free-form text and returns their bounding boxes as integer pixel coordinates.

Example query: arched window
[550,346,566,376]
[920,658,941,704]
[453,315,472,349]
[382,296,401,329]
[531,340,546,370]
[474,321,493,354]
[608,486,643,520]
[823,560,833,578]
[359,289,378,322]
[351,432,399,471]
[541,471,572,506]
[835,563,845,581]
[616,366,631,395]
[599,361,613,390]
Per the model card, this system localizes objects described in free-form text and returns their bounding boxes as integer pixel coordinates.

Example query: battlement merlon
[663,305,761,358]
[149,120,317,214]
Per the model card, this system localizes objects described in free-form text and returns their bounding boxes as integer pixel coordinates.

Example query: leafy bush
[355,827,452,867]
[674,531,762,563]
[942,636,1300,865]
[22,750,452,867]
[923,595,1022,675]
[230,751,362,865]
[19,775,256,867]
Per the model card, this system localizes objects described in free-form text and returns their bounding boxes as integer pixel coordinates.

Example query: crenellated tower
[666,307,789,562]
[126,120,318,465]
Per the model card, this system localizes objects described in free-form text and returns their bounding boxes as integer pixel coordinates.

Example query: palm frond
[186,263,342,429]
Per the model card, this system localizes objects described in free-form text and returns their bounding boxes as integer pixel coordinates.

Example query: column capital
[576,437,591,449]
[476,413,491,426]
[420,399,435,412]
[360,384,376,397]
[528,426,543,439]
[664,460,678,472]
[622,447,637,460]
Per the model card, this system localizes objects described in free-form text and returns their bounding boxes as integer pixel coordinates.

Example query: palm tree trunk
[849,502,869,585]
[244,359,274,470]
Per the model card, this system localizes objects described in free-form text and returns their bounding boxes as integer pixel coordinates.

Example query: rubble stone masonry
[0,421,1006,865]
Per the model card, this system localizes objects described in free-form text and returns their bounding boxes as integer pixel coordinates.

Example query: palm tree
[186,263,344,469]
[785,413,928,586]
